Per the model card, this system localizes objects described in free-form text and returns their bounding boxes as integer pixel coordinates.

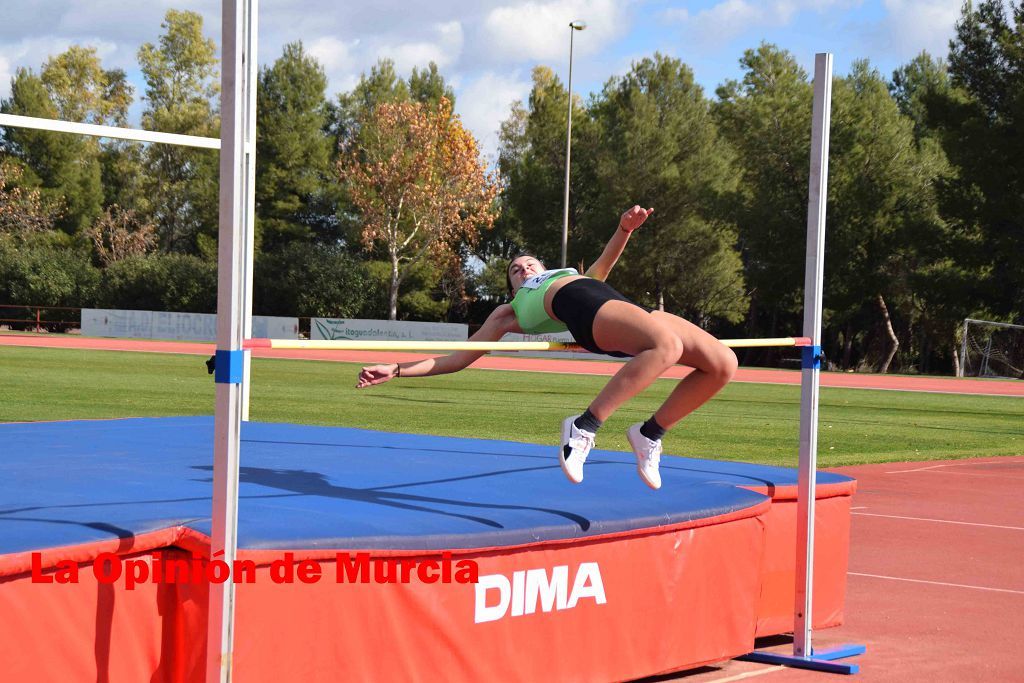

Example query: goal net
[960,318,1024,379]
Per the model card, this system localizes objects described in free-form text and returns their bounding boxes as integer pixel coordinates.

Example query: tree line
[1,3,1021,375]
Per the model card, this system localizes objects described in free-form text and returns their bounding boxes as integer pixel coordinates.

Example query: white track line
[727,379,1024,397]
[710,665,786,682]
[851,511,1024,531]
[913,471,1024,480]
[887,462,1019,474]
[849,572,1024,595]
[886,463,956,474]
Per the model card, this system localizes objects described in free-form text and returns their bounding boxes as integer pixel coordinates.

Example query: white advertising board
[498,332,619,361]
[310,318,468,342]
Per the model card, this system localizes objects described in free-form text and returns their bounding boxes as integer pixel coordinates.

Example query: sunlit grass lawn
[3,346,1021,467]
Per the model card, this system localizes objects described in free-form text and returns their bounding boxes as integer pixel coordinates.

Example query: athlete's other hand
[619,205,654,233]
[356,364,397,388]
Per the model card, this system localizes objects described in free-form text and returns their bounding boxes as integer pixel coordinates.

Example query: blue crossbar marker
[214,349,244,384]
[801,344,823,369]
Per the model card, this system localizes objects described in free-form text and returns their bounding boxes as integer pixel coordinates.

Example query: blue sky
[0,1,965,159]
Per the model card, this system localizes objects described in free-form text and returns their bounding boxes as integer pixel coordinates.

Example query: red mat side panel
[0,547,207,683]
[232,511,768,683]
[0,509,770,682]
[754,493,852,637]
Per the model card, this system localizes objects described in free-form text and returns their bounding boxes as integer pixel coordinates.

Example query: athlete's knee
[650,333,684,367]
[707,347,738,383]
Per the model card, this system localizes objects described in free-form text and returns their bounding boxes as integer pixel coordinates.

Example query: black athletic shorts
[550,278,652,358]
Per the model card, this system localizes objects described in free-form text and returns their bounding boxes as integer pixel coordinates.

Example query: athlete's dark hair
[506,253,543,295]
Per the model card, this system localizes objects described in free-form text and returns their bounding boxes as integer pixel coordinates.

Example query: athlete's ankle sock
[639,416,666,442]
[574,409,603,434]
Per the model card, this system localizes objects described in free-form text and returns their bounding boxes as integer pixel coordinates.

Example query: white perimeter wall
[310,318,468,342]
[82,309,298,341]
[498,332,618,361]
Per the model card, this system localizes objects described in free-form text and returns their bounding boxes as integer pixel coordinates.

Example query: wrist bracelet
[395,363,401,377]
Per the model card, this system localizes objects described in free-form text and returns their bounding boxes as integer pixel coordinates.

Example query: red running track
[830,457,1024,681]
[663,456,1024,679]
[663,456,1024,682]
[3,334,1023,396]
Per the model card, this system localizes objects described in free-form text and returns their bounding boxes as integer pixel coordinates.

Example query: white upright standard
[740,52,865,675]
[0,19,243,683]
[794,50,832,658]
[207,0,258,680]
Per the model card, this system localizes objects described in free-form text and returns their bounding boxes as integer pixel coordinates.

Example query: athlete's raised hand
[619,205,654,233]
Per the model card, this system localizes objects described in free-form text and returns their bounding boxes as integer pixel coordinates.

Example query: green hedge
[254,242,371,318]
[98,254,217,312]
[0,236,99,307]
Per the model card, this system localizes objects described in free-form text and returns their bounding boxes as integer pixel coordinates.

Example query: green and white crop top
[510,268,579,334]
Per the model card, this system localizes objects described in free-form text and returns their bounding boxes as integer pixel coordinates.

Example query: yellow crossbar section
[245,336,810,351]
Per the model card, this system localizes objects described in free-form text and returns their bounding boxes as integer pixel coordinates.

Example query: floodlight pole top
[561,19,586,268]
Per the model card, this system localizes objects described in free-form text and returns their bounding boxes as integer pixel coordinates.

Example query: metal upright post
[739,53,864,675]
[241,2,259,421]
[561,28,575,269]
[207,0,255,679]
[959,319,970,378]
[0,6,255,677]
[561,20,586,268]
[793,51,832,659]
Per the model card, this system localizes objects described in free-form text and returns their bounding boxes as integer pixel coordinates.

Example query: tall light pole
[561,19,586,268]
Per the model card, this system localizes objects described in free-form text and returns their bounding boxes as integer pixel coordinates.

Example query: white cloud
[482,0,627,62]
[879,0,961,59]
[0,37,84,99]
[0,55,11,100]
[689,0,773,43]
[305,21,465,98]
[679,0,858,46]
[306,36,362,94]
[660,8,689,23]
[54,3,213,44]
[307,36,360,73]
[381,21,464,72]
[88,40,120,61]
[455,70,532,162]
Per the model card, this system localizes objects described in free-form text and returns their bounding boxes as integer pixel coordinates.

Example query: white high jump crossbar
[0,112,221,149]
[244,336,812,352]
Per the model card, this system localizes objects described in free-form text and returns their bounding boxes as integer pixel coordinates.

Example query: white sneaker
[560,415,595,484]
[627,423,663,490]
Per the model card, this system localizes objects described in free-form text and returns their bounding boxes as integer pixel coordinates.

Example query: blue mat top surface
[0,417,850,555]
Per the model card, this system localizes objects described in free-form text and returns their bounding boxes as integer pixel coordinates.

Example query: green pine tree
[137,9,220,254]
[589,53,746,325]
[255,42,335,250]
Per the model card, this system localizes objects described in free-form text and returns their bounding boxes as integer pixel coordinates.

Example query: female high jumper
[356,205,738,490]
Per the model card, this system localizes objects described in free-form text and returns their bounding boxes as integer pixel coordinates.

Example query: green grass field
[3,346,1022,467]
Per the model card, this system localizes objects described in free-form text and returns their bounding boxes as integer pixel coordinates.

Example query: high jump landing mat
[0,417,855,682]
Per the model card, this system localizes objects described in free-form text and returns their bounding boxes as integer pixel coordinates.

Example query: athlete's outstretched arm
[584,205,654,281]
[356,304,521,388]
